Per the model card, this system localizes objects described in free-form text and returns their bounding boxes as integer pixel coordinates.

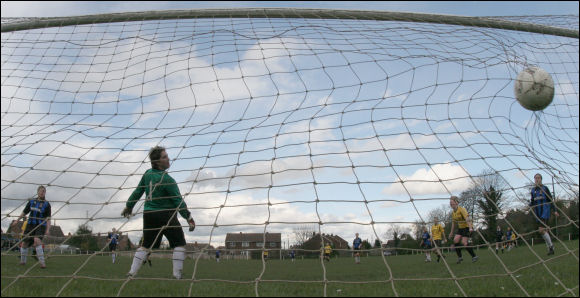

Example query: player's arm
[12,201,32,227]
[462,208,473,231]
[543,186,559,217]
[123,175,146,217]
[166,176,195,231]
[44,203,52,236]
[449,221,455,239]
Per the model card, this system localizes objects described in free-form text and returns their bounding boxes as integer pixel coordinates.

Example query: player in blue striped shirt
[353,233,362,264]
[11,186,51,268]
[420,228,432,262]
[530,173,559,255]
[108,228,119,263]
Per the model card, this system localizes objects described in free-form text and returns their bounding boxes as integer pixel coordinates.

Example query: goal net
[1,9,578,297]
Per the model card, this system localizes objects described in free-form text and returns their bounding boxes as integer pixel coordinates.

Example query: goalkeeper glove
[121,207,133,218]
[187,216,196,232]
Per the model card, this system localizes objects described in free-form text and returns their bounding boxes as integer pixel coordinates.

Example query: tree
[374,238,381,248]
[385,224,406,252]
[68,223,98,252]
[361,240,372,250]
[293,225,316,248]
[477,185,503,240]
[461,169,509,241]
[412,220,427,241]
[460,187,479,221]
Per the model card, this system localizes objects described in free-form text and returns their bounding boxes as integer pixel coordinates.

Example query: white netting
[1,9,578,297]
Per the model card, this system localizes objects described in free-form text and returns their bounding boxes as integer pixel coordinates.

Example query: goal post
[2,8,578,38]
[1,8,578,297]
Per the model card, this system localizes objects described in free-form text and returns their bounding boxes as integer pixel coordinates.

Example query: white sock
[129,248,148,276]
[172,247,186,279]
[542,233,553,247]
[112,253,116,263]
[35,245,45,264]
[20,247,28,263]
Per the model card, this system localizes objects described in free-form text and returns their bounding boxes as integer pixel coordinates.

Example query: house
[185,241,215,253]
[302,232,349,256]
[382,240,397,256]
[180,241,214,259]
[6,220,66,245]
[225,232,282,259]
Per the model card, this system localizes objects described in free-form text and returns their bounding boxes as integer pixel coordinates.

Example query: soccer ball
[514,66,554,111]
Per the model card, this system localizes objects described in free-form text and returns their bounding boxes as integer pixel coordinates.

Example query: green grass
[2,240,578,296]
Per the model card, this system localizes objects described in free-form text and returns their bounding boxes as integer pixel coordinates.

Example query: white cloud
[382,163,470,196]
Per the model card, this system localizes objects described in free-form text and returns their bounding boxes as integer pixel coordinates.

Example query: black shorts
[422,243,432,249]
[433,240,442,248]
[535,218,550,229]
[23,223,46,247]
[456,228,471,238]
[142,209,186,249]
[109,243,117,251]
[496,237,502,243]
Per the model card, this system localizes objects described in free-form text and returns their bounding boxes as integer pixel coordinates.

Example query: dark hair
[534,173,543,179]
[450,195,459,203]
[149,146,166,170]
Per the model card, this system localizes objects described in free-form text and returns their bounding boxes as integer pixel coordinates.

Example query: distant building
[382,240,397,256]
[185,241,215,253]
[225,232,282,259]
[6,220,66,245]
[302,232,349,256]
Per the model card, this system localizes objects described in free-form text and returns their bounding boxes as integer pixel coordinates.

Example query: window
[269,242,277,247]
[256,242,264,247]
[242,241,249,247]
[227,242,236,248]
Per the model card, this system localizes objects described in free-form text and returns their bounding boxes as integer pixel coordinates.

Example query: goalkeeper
[122,146,195,279]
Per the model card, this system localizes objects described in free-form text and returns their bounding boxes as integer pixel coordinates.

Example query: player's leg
[20,238,32,265]
[452,234,463,263]
[462,236,477,262]
[539,221,554,255]
[129,211,161,277]
[33,236,46,268]
[164,211,187,280]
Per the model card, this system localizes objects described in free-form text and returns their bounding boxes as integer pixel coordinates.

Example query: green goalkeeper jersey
[126,168,190,219]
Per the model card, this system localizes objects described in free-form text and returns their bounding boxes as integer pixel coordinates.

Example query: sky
[1,1,579,249]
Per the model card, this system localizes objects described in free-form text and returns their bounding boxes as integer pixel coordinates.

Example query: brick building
[225,232,282,259]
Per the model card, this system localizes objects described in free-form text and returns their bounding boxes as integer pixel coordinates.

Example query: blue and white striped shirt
[23,199,51,226]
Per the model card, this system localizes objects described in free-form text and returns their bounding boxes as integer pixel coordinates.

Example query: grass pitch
[2,240,578,296]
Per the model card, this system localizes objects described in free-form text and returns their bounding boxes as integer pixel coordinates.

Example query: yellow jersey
[452,206,469,229]
[511,234,516,240]
[324,245,332,254]
[431,224,444,240]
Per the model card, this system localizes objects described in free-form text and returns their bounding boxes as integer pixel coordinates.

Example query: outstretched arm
[123,176,146,217]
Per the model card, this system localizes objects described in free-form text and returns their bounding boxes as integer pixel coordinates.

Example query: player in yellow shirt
[510,232,517,249]
[324,243,332,262]
[449,196,478,264]
[431,216,447,263]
